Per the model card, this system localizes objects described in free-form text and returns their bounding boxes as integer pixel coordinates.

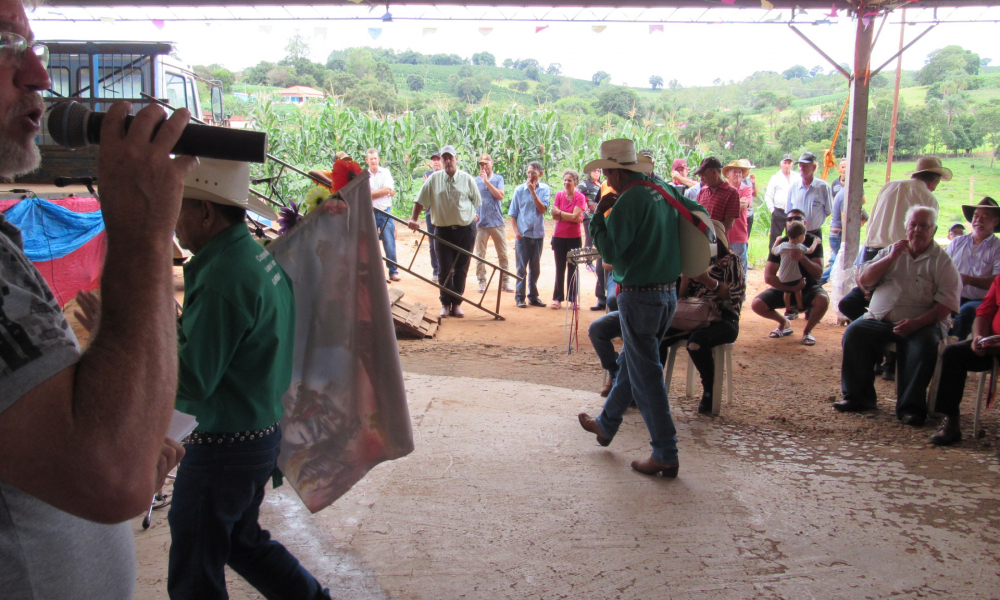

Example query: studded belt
[183,423,279,446]
[618,283,677,293]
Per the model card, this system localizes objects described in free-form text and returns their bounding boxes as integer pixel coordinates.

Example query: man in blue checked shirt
[474,152,512,293]
[785,151,833,241]
[508,160,550,308]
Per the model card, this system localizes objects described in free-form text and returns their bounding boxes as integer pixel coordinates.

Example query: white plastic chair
[663,339,733,415]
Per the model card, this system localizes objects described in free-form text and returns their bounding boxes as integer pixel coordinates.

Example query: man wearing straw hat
[944,196,1000,340]
[165,159,332,599]
[722,159,754,274]
[577,139,708,478]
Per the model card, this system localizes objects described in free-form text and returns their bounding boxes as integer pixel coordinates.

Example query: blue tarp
[4,197,105,261]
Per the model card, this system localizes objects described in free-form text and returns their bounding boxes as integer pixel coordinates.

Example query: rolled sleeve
[933,258,963,313]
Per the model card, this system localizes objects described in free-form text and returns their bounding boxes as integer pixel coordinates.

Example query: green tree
[777,124,803,152]
[344,80,398,113]
[592,71,610,86]
[525,65,540,81]
[472,52,495,66]
[649,75,664,90]
[397,50,422,65]
[782,65,809,80]
[546,63,562,76]
[347,48,376,79]
[502,58,514,68]
[284,31,310,63]
[241,61,275,85]
[211,68,234,92]
[594,86,640,120]
[458,65,473,78]
[406,74,425,92]
[918,45,981,86]
[328,72,355,95]
[326,58,346,72]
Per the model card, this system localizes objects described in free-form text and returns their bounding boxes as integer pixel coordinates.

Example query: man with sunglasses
[0,1,196,595]
[751,208,829,346]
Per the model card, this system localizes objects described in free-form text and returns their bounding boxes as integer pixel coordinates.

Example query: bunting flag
[649,24,663,33]
[862,16,871,27]
[259,24,272,34]
[151,19,164,30]
[720,0,736,4]
[761,0,774,8]
[0,197,106,306]
[99,16,114,24]
[314,27,327,39]
[368,28,381,39]
[827,3,838,17]
[479,27,493,36]
[422,27,436,36]
[592,25,606,33]
[535,25,549,33]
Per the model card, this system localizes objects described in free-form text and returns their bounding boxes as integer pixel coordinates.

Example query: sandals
[769,327,794,338]
[801,333,816,346]
[550,301,562,310]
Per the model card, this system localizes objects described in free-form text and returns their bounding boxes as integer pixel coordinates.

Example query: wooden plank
[388,287,405,306]
[405,302,427,328]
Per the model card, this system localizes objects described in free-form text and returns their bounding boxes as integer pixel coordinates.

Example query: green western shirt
[176,224,295,433]
[416,169,482,227]
[589,172,709,286]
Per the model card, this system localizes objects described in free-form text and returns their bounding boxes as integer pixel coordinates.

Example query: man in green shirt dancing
[167,158,331,599]
[578,139,709,479]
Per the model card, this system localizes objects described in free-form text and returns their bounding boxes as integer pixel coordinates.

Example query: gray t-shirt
[0,214,136,599]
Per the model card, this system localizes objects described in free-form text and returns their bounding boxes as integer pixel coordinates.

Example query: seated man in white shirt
[944,196,1000,339]
[834,206,962,426]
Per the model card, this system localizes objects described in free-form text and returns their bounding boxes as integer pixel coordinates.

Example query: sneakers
[784,308,800,320]
[502,283,515,293]
[478,282,487,294]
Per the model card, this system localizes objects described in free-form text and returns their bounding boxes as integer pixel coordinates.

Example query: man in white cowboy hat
[944,196,1000,340]
[764,153,800,250]
[577,138,708,479]
[167,158,332,599]
[839,156,951,323]
[0,1,194,594]
[785,151,833,239]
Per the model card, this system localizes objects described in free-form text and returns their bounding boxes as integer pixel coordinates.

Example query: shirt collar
[184,223,251,276]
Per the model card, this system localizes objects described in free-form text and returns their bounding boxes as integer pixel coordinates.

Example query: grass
[744,154,1000,267]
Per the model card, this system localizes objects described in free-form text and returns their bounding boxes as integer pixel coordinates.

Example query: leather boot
[930,415,962,446]
[599,371,615,397]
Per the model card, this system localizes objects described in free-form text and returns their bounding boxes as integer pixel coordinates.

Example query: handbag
[671,296,721,332]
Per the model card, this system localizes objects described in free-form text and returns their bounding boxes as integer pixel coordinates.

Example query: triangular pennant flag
[721,0,736,4]
[423,27,436,36]
[827,3,838,17]
[479,27,492,36]
[368,28,382,40]
[535,25,549,33]
[259,24,272,34]
[314,27,327,39]
[592,25,606,33]
[862,16,871,28]
[151,19,164,30]
[649,24,663,33]
[761,0,774,8]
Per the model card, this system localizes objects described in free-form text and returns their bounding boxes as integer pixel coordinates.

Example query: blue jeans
[950,298,982,340]
[374,209,398,276]
[820,232,841,284]
[515,236,543,302]
[841,318,942,420]
[731,242,748,274]
[595,289,679,464]
[168,428,330,600]
[589,310,622,374]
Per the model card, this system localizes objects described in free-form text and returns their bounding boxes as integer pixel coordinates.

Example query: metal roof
[34,1,1000,10]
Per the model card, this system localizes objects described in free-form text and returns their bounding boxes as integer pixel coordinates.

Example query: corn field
[248,100,698,216]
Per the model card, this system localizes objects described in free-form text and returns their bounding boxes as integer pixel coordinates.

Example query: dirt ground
[127,222,1000,599]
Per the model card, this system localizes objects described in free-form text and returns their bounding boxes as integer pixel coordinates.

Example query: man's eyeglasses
[0,32,49,69]
[786,215,804,222]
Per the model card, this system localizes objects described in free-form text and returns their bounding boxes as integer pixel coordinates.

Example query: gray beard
[0,95,44,178]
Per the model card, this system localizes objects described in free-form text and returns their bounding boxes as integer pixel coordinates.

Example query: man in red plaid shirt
[695,157,741,232]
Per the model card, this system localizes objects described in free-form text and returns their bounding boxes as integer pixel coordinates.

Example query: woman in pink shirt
[550,169,587,309]
[723,160,753,273]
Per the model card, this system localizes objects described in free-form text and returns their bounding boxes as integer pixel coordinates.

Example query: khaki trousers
[474,225,510,286]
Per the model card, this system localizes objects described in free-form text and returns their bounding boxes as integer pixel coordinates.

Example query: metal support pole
[788,25,853,81]
[843,13,875,270]
[886,8,906,184]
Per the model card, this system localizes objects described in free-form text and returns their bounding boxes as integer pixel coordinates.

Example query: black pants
[552,236,582,302]
[933,340,995,417]
[768,208,787,252]
[595,258,607,303]
[658,319,740,397]
[435,224,476,308]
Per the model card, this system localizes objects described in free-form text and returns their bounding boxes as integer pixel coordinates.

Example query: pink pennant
[535,25,549,33]
[720,0,736,4]
[862,16,871,28]
[649,24,663,33]
[827,4,838,17]
[152,19,164,30]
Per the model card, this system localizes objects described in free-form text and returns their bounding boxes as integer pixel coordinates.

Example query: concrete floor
[135,373,1000,599]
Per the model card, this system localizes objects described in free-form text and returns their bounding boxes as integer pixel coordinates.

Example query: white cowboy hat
[183,158,278,221]
[910,157,953,182]
[583,139,653,174]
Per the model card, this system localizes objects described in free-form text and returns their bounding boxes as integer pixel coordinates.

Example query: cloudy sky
[28,5,1000,88]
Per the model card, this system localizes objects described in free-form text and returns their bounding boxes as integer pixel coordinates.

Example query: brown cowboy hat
[962,196,1000,231]
[911,157,953,182]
